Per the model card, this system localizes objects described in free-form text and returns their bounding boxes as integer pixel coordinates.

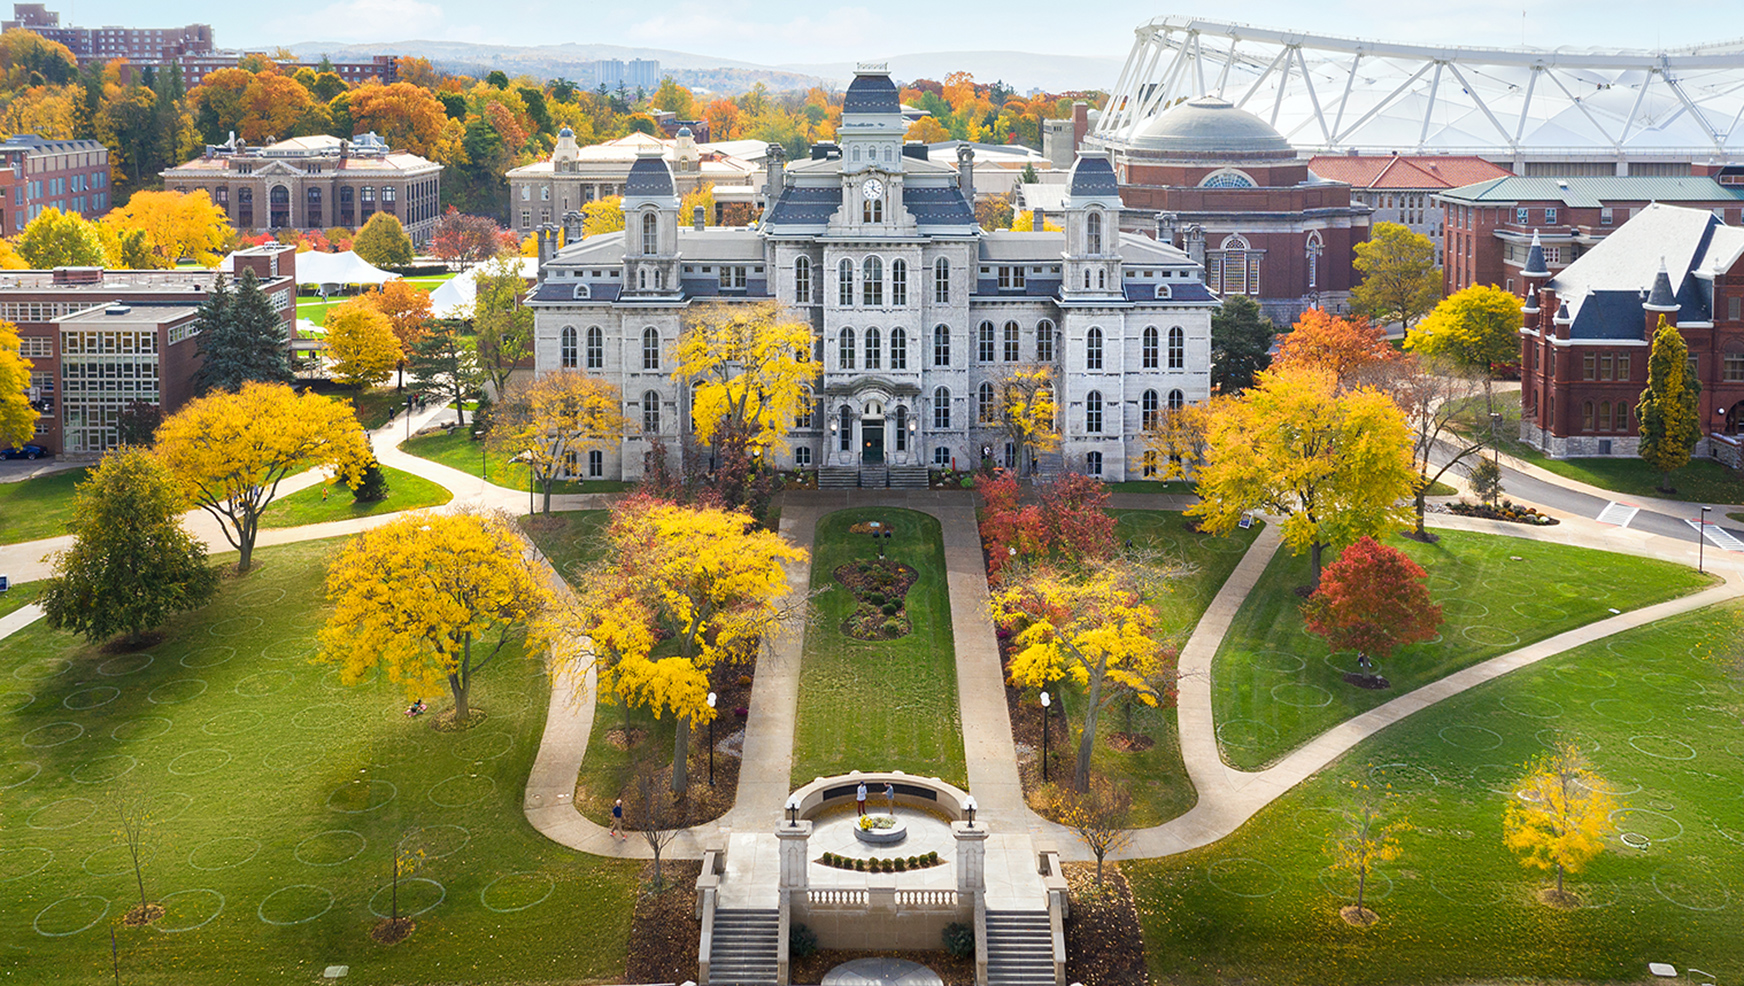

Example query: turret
[621,145,680,296]
[1061,150,1123,299]
[1644,256,1679,335]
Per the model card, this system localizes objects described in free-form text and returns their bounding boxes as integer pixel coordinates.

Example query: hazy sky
[44,1,1744,66]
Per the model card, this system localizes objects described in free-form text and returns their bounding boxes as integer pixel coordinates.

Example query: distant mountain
[780,51,1123,94]
[283,41,1118,95]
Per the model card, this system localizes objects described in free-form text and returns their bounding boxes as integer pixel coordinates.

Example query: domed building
[1087,96,1370,322]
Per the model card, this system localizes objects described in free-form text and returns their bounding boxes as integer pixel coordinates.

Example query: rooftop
[1306,154,1513,190]
[1121,96,1296,160]
[1440,175,1744,208]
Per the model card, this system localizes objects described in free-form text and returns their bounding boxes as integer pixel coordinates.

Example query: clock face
[862,178,885,200]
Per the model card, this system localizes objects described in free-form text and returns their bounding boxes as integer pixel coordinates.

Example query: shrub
[737,674,753,687]
[942,921,976,958]
[880,602,898,616]
[882,619,902,635]
[822,852,835,866]
[867,591,885,605]
[908,855,919,868]
[349,458,390,502]
[790,922,819,958]
[884,858,896,872]
[927,850,939,864]
[895,857,907,871]
[855,858,866,871]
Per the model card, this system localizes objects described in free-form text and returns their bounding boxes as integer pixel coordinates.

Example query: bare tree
[114,779,161,926]
[1056,777,1133,883]
[1362,354,1487,539]
[637,765,681,890]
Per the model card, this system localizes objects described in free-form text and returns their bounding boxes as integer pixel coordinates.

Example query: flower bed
[1445,498,1559,525]
[819,850,943,872]
[835,557,919,640]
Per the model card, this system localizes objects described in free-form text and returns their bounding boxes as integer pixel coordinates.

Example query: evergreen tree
[350,456,391,502]
[40,449,220,646]
[194,269,291,394]
[1637,315,1701,492]
[1210,295,1276,393]
[408,321,481,427]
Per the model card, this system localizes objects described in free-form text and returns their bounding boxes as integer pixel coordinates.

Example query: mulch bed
[1343,672,1392,690]
[1107,732,1154,753]
[835,559,919,641]
[792,948,973,986]
[370,917,414,944]
[1063,862,1147,986]
[624,860,702,984]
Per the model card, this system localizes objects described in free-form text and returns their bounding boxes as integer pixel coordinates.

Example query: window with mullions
[1085,390,1103,433]
[863,257,883,306]
[933,258,950,303]
[978,321,995,362]
[1036,320,1055,362]
[1141,389,1159,430]
[890,327,907,370]
[864,327,882,369]
[1168,388,1185,411]
[933,386,951,428]
[586,327,603,369]
[933,325,950,366]
[642,391,661,434]
[560,326,577,368]
[839,328,856,370]
[1086,327,1103,369]
[978,382,996,424]
[1003,321,1020,362]
[838,260,854,306]
[795,256,812,304]
[1168,326,1185,369]
[642,327,660,370]
[892,260,907,306]
[1142,326,1158,369]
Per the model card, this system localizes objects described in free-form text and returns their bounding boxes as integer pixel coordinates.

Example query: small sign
[1237,513,1254,530]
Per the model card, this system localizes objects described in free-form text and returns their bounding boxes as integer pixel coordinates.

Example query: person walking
[856,781,868,816]
[610,798,625,840]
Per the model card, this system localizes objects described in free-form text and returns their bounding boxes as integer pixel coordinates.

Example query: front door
[862,420,885,463]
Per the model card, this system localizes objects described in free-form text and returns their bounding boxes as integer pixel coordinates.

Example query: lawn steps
[816,465,929,488]
[706,907,779,986]
[987,909,1057,986]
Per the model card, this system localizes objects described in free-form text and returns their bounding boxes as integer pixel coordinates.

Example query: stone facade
[506,130,755,232]
[525,65,1217,484]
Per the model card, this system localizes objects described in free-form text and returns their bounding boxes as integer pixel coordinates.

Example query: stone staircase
[986,910,1057,986]
[818,466,859,489]
[706,908,779,986]
[888,465,929,489]
[859,465,889,488]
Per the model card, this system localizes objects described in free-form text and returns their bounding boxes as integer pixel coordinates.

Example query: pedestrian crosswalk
[1596,501,1640,527]
[1687,517,1744,552]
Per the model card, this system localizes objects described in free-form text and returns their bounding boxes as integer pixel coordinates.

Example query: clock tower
[838,63,907,222]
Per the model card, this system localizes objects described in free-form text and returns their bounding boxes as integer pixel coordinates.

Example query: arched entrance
[861,400,885,463]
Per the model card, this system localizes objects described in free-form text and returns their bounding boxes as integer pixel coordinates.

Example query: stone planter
[852,814,907,845]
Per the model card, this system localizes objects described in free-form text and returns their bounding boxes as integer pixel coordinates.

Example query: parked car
[1,443,49,460]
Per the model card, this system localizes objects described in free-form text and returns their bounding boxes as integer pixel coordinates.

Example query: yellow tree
[318,511,552,721]
[1327,781,1410,925]
[154,382,370,572]
[674,301,813,450]
[1009,209,1062,232]
[487,371,629,513]
[324,300,402,391]
[16,206,105,268]
[99,189,230,268]
[1188,366,1415,587]
[994,365,1060,470]
[1142,400,1214,483]
[1504,740,1619,906]
[992,561,1166,792]
[582,196,625,237]
[1350,221,1442,330]
[680,183,715,225]
[1405,284,1523,414]
[0,320,35,450]
[564,497,806,793]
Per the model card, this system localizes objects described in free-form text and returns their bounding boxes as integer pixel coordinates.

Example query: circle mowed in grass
[70,754,137,785]
[109,716,172,742]
[1652,863,1732,911]
[1216,719,1278,750]
[1438,724,1503,751]
[295,830,366,867]
[1500,695,1563,719]
[1611,808,1684,844]
[96,653,153,676]
[1629,734,1697,761]
[1,690,33,713]
[1462,625,1520,647]
[180,646,236,669]
[13,657,71,681]
[452,730,513,761]
[479,872,555,912]
[62,685,119,710]
[260,638,316,662]
[1553,664,1618,689]
[234,669,296,698]
[167,747,232,776]
[1206,858,1283,898]
[1640,672,1706,697]
[0,846,53,882]
[1271,682,1334,708]
[1369,762,1438,792]
[28,797,96,830]
[256,884,333,926]
[291,704,349,731]
[33,895,108,937]
[369,877,446,918]
[1251,651,1306,674]
[1591,699,1655,725]
[1,760,41,789]
[147,678,208,705]
[414,823,471,859]
[327,778,397,813]
[202,709,264,737]
[428,773,496,808]
[22,721,83,748]
[208,615,265,638]
[153,889,225,933]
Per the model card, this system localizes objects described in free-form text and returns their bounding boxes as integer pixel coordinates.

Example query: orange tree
[1301,535,1442,680]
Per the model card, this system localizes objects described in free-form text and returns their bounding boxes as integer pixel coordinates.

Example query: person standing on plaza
[856,781,868,815]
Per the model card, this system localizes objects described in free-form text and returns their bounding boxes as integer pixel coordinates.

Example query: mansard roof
[624,153,675,197]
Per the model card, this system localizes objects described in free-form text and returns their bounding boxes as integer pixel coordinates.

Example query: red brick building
[1306,154,1512,267]
[7,244,296,455]
[1518,203,1744,461]
[0,135,111,231]
[1440,176,1744,301]
[1088,96,1370,324]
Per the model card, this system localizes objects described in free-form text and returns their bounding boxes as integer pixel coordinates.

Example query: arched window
[638,268,648,290]
[838,259,854,306]
[796,389,816,429]
[839,405,853,451]
[1085,390,1103,433]
[1167,388,1185,411]
[1600,401,1614,431]
[1037,320,1055,362]
[933,325,950,366]
[933,258,950,303]
[1142,326,1159,369]
[1086,327,1103,369]
[642,326,660,370]
[890,327,907,370]
[1097,269,1106,290]
[1086,210,1102,254]
[933,386,951,429]
[863,257,883,306]
[864,327,882,369]
[863,194,883,224]
[795,256,811,304]
[978,382,996,423]
[1582,400,1596,431]
[1141,389,1159,430]
[1083,269,1092,289]
[1168,326,1185,369]
[586,326,603,369]
[839,328,856,370]
[1003,321,1020,362]
[560,326,577,368]
[894,405,908,451]
[641,212,658,254]
[978,321,995,362]
[643,390,661,434]
[891,260,907,306]
[1086,451,1103,476]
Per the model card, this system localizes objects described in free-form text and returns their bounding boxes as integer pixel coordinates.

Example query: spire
[1644,256,1680,312]
[1553,299,1572,326]
[1521,229,1550,279]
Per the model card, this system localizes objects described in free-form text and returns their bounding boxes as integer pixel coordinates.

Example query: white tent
[429,258,538,319]
[292,250,399,288]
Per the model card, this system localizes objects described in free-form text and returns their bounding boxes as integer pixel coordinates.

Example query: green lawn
[1213,530,1714,770]
[400,429,633,498]
[1455,390,1744,504]
[517,511,610,588]
[258,466,452,530]
[0,467,87,544]
[1130,601,1744,985]
[0,538,637,985]
[791,508,966,787]
[1037,511,1266,826]
[1104,480,1197,495]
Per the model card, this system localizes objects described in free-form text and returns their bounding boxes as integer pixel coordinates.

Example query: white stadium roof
[1092,17,1744,167]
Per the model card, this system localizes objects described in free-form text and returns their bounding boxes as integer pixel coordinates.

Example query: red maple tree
[1301,536,1442,666]
[979,472,1117,583]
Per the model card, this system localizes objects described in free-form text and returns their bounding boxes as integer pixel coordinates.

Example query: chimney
[1156,211,1177,245]
[1072,101,1089,152]
[957,145,975,202]
[1185,224,1206,267]
[764,143,786,205]
[562,210,583,244]
[535,224,556,276]
[693,205,705,231]
[1032,208,1044,231]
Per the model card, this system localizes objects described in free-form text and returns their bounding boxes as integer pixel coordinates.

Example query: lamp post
[1039,691,1051,782]
[786,795,800,828]
[1489,412,1503,473]
[706,691,717,786]
[406,390,414,442]
[963,795,977,829]
[1700,505,1711,574]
